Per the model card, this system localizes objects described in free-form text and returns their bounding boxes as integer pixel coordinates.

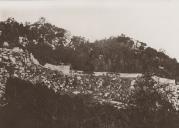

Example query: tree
[128,73,178,128]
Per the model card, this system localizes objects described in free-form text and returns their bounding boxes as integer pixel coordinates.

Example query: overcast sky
[0,0,179,60]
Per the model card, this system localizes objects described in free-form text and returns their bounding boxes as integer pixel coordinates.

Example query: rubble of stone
[0,47,179,109]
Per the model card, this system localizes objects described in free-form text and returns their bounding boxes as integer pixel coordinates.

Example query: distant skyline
[0,0,179,60]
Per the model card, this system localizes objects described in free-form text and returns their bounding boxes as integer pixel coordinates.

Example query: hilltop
[0,17,179,79]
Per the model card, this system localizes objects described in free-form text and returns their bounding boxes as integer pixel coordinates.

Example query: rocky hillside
[1,17,179,128]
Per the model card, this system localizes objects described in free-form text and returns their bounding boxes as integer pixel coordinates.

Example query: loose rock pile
[0,47,178,109]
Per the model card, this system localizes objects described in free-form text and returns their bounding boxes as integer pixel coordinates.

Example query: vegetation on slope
[0,17,179,128]
[0,17,179,78]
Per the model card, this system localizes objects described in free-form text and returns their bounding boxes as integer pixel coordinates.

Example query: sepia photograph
[0,0,179,128]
